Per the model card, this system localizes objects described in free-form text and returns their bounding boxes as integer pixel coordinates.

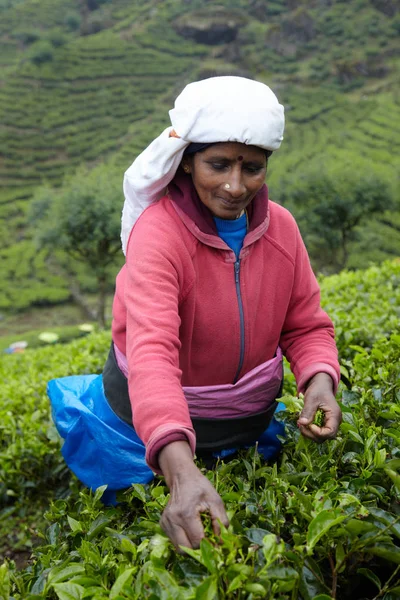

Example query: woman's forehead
[200,142,266,161]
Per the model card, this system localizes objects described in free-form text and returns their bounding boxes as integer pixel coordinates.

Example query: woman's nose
[225,169,246,198]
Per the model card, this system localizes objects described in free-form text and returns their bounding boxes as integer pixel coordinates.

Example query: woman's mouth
[217,196,243,209]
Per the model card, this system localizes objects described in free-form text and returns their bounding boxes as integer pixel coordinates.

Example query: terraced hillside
[0,0,399,312]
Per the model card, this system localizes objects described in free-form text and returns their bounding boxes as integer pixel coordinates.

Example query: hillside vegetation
[0,0,399,313]
[1,260,400,598]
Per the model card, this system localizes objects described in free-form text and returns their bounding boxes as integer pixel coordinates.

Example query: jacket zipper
[233,259,245,384]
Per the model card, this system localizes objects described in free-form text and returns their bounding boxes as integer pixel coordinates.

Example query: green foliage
[0,330,111,506]
[0,241,71,312]
[0,324,95,352]
[64,11,81,32]
[31,165,122,272]
[0,0,399,311]
[320,260,400,359]
[30,164,124,326]
[29,40,54,65]
[276,160,395,271]
[1,261,400,597]
[14,27,41,45]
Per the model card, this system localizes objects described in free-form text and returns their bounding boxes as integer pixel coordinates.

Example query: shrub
[14,28,41,46]
[1,262,400,597]
[64,11,81,32]
[29,40,54,65]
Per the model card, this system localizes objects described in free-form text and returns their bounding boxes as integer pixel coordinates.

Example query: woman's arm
[124,210,196,472]
[159,441,229,550]
[279,222,342,440]
[124,210,228,548]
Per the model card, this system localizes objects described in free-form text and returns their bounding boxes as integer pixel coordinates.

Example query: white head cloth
[121,76,285,254]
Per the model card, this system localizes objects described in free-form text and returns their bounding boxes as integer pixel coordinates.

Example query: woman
[49,76,341,550]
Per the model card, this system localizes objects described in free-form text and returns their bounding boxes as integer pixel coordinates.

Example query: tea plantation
[0,260,399,599]
[0,0,400,312]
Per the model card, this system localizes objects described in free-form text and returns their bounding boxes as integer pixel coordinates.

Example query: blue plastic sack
[48,374,285,501]
[48,374,154,499]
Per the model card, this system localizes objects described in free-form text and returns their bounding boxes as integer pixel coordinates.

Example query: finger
[298,424,320,442]
[183,513,207,549]
[311,417,340,439]
[323,405,342,429]
[298,402,318,426]
[304,423,338,441]
[161,519,193,551]
[209,499,230,534]
[163,506,206,549]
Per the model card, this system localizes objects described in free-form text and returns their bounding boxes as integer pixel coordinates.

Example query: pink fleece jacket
[112,172,340,471]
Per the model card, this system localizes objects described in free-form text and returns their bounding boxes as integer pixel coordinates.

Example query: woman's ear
[181,157,192,174]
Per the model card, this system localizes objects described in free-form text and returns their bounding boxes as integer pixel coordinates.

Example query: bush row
[0,262,399,598]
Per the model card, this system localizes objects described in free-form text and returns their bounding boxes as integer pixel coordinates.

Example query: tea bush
[0,261,399,598]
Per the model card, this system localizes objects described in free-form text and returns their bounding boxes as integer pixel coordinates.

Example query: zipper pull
[234,260,240,284]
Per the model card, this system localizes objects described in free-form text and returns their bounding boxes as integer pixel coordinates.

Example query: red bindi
[237,155,243,162]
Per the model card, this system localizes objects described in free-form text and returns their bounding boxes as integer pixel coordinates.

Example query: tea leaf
[200,538,218,575]
[52,583,84,600]
[48,564,86,585]
[109,568,135,599]
[67,516,83,533]
[357,568,381,591]
[307,510,347,550]
[0,564,10,600]
[195,575,218,600]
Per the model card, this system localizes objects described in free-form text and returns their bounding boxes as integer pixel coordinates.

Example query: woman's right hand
[158,441,229,550]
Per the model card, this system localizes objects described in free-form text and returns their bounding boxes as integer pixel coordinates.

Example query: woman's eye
[210,163,228,171]
[245,166,263,174]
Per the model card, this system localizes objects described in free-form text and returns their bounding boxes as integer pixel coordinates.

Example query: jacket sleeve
[124,213,196,473]
[279,223,340,394]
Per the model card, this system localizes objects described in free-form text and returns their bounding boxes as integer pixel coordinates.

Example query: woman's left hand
[297,372,342,442]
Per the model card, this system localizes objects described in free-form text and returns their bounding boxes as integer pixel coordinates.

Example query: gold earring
[183,165,190,174]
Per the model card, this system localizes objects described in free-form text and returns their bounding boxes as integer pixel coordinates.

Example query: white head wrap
[121,76,285,254]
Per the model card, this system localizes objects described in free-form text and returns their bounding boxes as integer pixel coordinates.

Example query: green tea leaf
[368,508,400,539]
[385,468,400,493]
[48,564,85,585]
[93,485,108,503]
[109,568,135,599]
[0,564,10,600]
[195,575,218,600]
[130,484,147,503]
[344,519,378,536]
[87,515,112,540]
[52,583,84,600]
[357,568,381,591]
[365,543,400,564]
[267,566,299,580]
[227,573,247,593]
[307,510,347,550]
[245,528,272,546]
[244,583,268,595]
[67,516,83,533]
[200,539,218,575]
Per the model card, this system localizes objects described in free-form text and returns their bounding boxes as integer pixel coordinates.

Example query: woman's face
[183,142,268,220]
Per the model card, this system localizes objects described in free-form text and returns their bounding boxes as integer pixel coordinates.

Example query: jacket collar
[168,169,270,250]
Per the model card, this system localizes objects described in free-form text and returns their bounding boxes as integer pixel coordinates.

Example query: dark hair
[185,142,273,158]
[184,143,213,155]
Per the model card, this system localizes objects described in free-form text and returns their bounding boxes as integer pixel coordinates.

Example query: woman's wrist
[306,372,334,392]
[158,440,197,488]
